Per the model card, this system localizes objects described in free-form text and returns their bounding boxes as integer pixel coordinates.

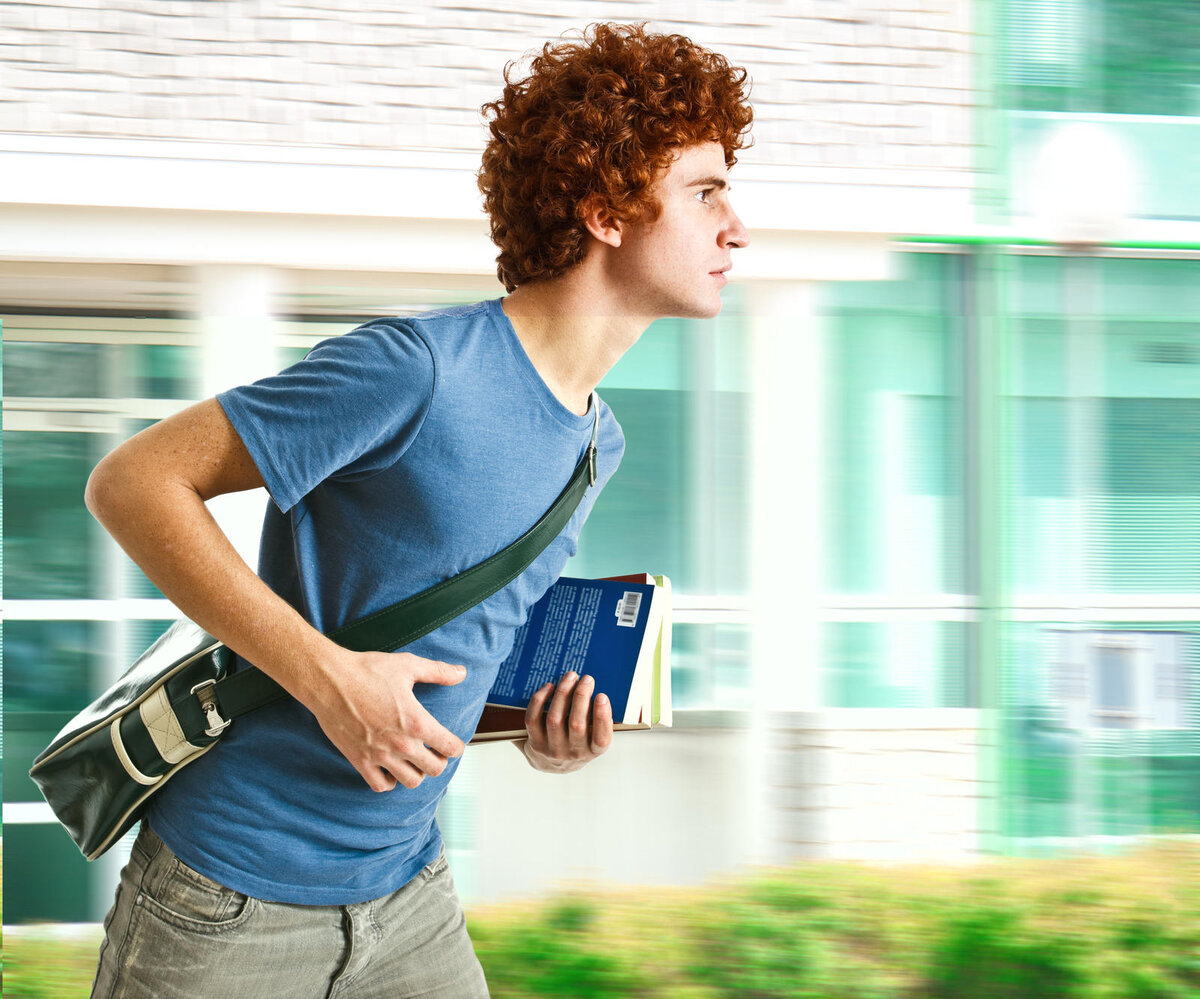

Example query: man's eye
[696,189,713,204]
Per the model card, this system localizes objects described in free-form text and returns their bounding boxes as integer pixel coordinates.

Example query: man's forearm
[84,413,338,707]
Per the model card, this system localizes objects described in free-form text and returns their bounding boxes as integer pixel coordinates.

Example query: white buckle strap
[109,719,160,786]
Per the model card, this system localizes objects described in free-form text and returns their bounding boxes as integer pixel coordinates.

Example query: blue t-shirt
[148,298,624,905]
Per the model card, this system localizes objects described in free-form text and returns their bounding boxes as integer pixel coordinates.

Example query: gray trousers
[92,823,490,999]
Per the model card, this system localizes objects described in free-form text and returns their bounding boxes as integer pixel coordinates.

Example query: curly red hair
[478,22,753,292]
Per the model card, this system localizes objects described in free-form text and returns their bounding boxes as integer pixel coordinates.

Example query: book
[469,573,672,744]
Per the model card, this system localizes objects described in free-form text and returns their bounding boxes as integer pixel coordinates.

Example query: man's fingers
[546,671,580,726]
[410,743,451,779]
[320,650,470,792]
[409,705,466,760]
[358,746,450,792]
[409,656,468,687]
[525,682,553,751]
[358,763,398,793]
[525,681,553,726]
[569,675,595,748]
[384,761,427,791]
[546,672,580,755]
[590,692,613,755]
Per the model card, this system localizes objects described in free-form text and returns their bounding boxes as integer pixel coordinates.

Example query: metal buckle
[189,678,232,737]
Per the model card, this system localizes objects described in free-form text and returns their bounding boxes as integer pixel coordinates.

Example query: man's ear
[580,195,622,248]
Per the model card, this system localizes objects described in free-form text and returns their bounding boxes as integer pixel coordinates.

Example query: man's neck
[500,274,653,417]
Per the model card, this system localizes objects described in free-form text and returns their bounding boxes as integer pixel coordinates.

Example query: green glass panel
[601,319,688,391]
[820,252,966,596]
[570,387,751,596]
[1008,257,1200,596]
[3,823,94,923]
[3,342,108,397]
[572,387,687,582]
[574,311,752,597]
[3,620,103,715]
[822,621,971,709]
[1101,398,1200,592]
[277,345,311,367]
[3,427,167,600]
[135,344,200,399]
[670,623,752,711]
[1003,0,1200,116]
[3,432,104,598]
[2,342,200,399]
[1018,397,1070,498]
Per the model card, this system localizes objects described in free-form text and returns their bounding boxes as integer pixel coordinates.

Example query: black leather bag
[30,621,231,860]
[31,409,598,860]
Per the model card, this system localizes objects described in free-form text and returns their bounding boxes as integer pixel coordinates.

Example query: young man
[87,21,751,998]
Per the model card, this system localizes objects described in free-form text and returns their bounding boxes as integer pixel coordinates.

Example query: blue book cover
[488,576,661,724]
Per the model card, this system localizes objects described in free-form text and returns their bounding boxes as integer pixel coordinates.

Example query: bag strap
[184,396,600,729]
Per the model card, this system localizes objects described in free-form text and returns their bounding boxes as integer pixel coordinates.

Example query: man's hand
[519,671,613,773]
[311,648,468,792]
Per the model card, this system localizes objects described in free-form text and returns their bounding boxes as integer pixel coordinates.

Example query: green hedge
[5,841,1199,998]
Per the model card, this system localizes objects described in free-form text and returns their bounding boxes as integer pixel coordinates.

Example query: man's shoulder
[364,299,495,333]
[340,299,499,358]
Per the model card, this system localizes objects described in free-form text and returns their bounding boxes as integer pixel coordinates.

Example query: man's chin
[668,298,724,321]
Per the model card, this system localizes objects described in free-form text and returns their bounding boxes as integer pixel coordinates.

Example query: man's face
[609,141,750,320]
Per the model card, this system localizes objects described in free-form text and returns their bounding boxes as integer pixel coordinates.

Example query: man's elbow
[85,443,153,530]
[84,449,125,527]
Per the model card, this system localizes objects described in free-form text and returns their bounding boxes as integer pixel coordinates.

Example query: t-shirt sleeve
[217,319,435,514]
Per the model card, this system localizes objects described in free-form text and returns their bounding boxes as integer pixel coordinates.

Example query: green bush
[469,896,655,998]
[923,904,1093,998]
[4,840,1198,999]
[2,936,105,999]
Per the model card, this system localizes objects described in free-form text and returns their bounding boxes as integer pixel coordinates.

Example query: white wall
[450,716,758,902]
[445,708,985,905]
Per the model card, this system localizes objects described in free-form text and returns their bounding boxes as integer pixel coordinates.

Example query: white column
[195,265,278,396]
[746,280,826,863]
[193,264,280,568]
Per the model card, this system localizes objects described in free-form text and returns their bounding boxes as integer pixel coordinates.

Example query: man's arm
[85,397,466,792]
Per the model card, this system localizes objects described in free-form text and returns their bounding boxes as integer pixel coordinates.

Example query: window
[818,250,972,709]
[1004,0,1200,116]
[1053,629,1190,731]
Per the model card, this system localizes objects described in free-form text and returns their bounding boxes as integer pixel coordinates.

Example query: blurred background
[2,0,1198,929]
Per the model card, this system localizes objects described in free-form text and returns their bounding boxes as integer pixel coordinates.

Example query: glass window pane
[671,623,752,711]
[1004,620,1200,848]
[4,618,178,808]
[2,824,95,923]
[1095,646,1133,711]
[3,342,109,397]
[136,344,200,399]
[2,342,200,399]
[1003,0,1200,116]
[3,431,107,598]
[820,252,966,597]
[573,313,752,597]
[822,621,971,708]
[1009,256,1200,596]
[3,620,104,713]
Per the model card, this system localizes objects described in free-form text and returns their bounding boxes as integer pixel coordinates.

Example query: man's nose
[723,207,750,249]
